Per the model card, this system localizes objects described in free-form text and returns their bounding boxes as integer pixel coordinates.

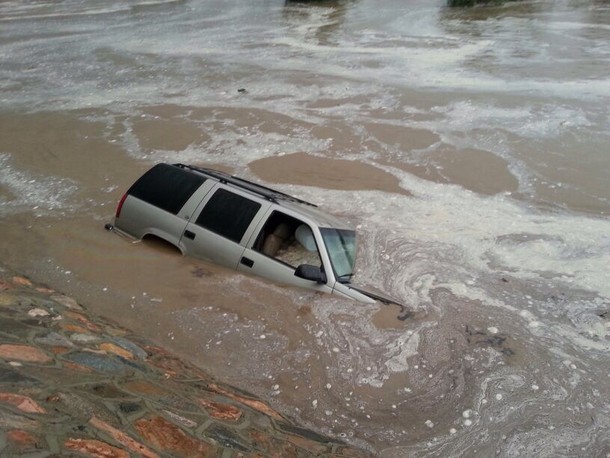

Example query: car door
[180,185,268,270]
[237,209,335,294]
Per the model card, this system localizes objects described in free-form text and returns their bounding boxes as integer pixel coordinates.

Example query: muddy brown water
[1,0,610,455]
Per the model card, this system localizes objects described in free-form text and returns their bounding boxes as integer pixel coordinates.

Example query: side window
[196,189,261,243]
[254,211,321,268]
[129,164,206,215]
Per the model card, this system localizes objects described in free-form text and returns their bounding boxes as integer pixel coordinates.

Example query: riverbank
[0,265,369,457]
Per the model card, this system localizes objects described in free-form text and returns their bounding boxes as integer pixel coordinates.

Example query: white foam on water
[0,154,78,216]
[0,0,183,22]
[272,167,610,338]
[427,100,593,140]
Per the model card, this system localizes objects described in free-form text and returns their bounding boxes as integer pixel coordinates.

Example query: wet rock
[50,294,82,310]
[0,279,12,291]
[135,415,216,457]
[34,331,75,349]
[122,380,168,397]
[61,323,89,334]
[0,317,32,339]
[248,429,300,457]
[63,352,135,376]
[12,276,32,287]
[146,352,209,381]
[0,409,41,430]
[279,422,338,449]
[0,293,17,307]
[119,401,143,414]
[27,308,50,318]
[87,383,128,399]
[89,416,160,458]
[208,383,284,421]
[64,438,129,458]
[107,336,148,360]
[46,392,114,424]
[205,424,250,452]
[198,398,243,422]
[63,311,100,332]
[5,429,42,455]
[0,366,39,385]
[161,409,198,429]
[0,344,52,364]
[0,392,46,413]
[69,333,100,343]
[99,342,134,360]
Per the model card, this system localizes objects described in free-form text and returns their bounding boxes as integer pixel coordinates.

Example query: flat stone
[89,416,160,458]
[12,276,32,287]
[198,399,242,422]
[146,353,209,381]
[46,392,114,423]
[87,383,128,399]
[35,287,55,294]
[0,317,32,339]
[0,409,40,430]
[35,331,75,349]
[279,421,337,445]
[64,311,100,332]
[99,342,134,360]
[5,429,42,454]
[0,367,39,385]
[27,308,50,318]
[70,333,100,343]
[50,294,82,310]
[161,409,198,429]
[122,380,168,397]
[134,415,216,457]
[119,401,143,414]
[63,352,133,375]
[279,422,342,454]
[208,383,283,421]
[0,293,17,307]
[64,438,129,458]
[108,336,148,360]
[205,424,250,452]
[0,344,52,364]
[0,392,46,413]
[61,323,89,334]
[63,361,94,373]
[248,429,299,457]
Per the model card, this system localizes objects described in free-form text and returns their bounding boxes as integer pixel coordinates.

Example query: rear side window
[196,189,261,243]
[128,164,206,215]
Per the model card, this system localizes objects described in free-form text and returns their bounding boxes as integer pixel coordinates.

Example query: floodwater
[1,0,609,455]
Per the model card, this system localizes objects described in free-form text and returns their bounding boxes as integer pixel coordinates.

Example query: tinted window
[196,189,261,243]
[129,164,206,215]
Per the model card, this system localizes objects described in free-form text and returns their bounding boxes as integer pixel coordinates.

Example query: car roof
[173,163,353,231]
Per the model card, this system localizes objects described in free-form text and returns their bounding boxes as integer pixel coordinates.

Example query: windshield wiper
[337,273,353,283]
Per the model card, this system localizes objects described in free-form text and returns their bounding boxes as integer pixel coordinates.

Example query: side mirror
[294,264,327,284]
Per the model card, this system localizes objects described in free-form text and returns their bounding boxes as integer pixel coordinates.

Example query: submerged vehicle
[108,163,397,304]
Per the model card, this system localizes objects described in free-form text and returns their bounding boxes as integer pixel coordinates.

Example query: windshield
[320,228,356,282]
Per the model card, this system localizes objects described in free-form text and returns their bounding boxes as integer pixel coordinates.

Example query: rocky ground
[0,266,370,457]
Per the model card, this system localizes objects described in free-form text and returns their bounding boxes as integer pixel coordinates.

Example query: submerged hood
[347,283,405,308]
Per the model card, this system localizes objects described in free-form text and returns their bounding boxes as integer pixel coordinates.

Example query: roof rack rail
[173,163,317,207]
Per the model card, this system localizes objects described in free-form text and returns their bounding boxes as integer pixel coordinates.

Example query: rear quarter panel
[114,179,215,247]
[114,196,189,247]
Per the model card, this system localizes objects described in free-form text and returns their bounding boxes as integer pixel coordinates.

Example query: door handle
[184,230,196,240]
[240,257,254,268]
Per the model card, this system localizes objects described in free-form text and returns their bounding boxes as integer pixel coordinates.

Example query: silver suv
[108,163,394,304]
